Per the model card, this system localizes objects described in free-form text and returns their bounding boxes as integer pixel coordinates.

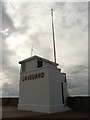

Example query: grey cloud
[2,35,16,69]
[30,32,41,45]
[2,83,19,97]
[68,80,88,96]
[2,3,15,33]
[55,2,88,31]
[2,25,19,93]
[1,2,88,97]
[40,46,53,60]
[68,77,88,89]
[66,64,88,96]
[2,47,19,88]
[14,2,55,34]
[0,2,2,25]
[55,2,66,9]
[13,3,37,34]
[67,64,88,75]
[2,3,19,79]
[74,2,88,12]
[70,86,88,96]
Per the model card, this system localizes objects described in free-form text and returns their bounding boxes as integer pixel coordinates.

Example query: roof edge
[19,55,59,66]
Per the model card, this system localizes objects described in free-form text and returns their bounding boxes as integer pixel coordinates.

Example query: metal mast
[51,9,56,63]
[31,46,33,57]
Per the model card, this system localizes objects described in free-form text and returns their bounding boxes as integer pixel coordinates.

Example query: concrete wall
[49,67,62,105]
[43,62,57,68]
[26,59,36,72]
[18,66,50,112]
[2,98,18,106]
[18,65,69,113]
[67,96,89,111]
[21,58,57,74]
[19,67,49,105]
[2,97,89,112]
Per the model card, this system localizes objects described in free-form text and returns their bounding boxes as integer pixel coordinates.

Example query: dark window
[37,60,43,68]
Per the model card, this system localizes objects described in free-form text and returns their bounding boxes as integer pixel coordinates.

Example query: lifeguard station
[18,9,70,113]
[18,55,70,113]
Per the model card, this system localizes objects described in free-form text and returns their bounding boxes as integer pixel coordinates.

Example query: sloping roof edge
[19,55,59,66]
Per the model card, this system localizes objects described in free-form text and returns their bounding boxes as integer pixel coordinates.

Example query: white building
[18,55,70,113]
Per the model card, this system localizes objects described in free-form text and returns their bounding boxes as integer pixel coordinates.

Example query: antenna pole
[31,46,33,57]
[51,9,56,63]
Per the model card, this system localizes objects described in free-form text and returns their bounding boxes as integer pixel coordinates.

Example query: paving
[2,106,46,118]
[1,106,89,119]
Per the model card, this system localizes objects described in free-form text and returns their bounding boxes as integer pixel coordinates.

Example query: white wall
[43,62,57,68]
[63,82,70,105]
[26,59,37,72]
[60,73,70,104]
[21,59,57,73]
[18,64,70,113]
[18,66,50,112]
[49,67,62,105]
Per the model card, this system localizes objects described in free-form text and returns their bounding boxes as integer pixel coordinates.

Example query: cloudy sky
[0,0,88,97]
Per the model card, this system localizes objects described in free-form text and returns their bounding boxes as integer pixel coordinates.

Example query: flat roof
[19,55,59,66]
